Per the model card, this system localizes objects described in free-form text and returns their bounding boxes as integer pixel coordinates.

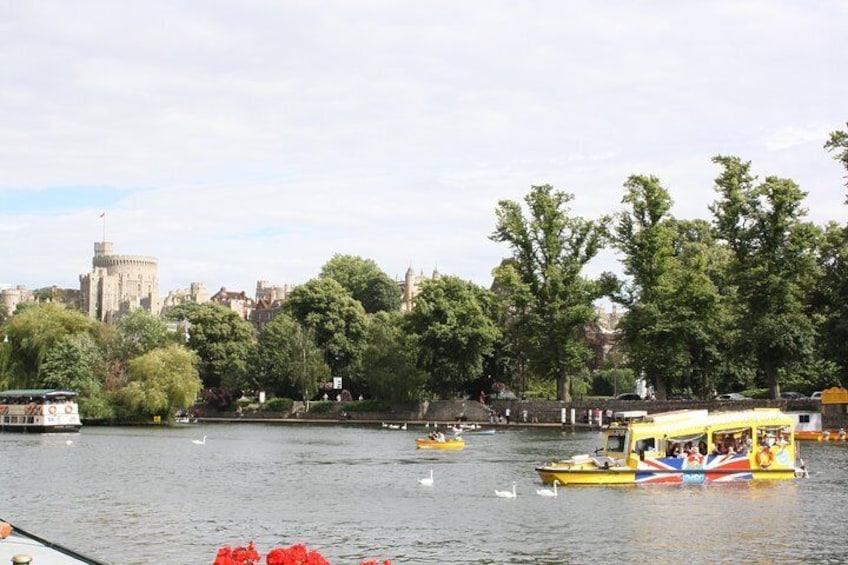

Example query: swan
[536,480,559,497]
[401,423,407,431]
[192,435,207,445]
[388,424,400,430]
[494,482,517,498]
[418,469,434,486]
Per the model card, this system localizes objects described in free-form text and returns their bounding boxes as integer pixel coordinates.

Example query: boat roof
[625,408,792,431]
[0,389,78,399]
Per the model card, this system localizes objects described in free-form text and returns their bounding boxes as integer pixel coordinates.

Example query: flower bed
[213,542,391,565]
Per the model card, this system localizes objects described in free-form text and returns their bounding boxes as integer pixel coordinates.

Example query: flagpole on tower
[100,212,106,242]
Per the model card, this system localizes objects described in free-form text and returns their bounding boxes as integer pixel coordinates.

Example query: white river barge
[0,389,82,433]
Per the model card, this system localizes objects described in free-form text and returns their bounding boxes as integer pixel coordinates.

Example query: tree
[320,254,402,313]
[39,333,113,420]
[3,303,101,388]
[254,313,329,400]
[117,309,173,359]
[613,176,729,399]
[825,122,848,194]
[813,125,848,381]
[111,344,202,419]
[284,278,369,387]
[710,156,819,398]
[361,311,428,402]
[490,184,610,401]
[404,276,499,398]
[184,304,256,390]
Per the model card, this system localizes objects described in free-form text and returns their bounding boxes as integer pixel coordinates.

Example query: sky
[1,1,846,297]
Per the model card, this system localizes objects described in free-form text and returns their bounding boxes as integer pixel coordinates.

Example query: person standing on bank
[504,407,511,424]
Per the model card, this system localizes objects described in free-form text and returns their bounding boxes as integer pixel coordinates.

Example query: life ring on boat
[757,448,774,468]
[65,405,73,414]
[48,405,57,415]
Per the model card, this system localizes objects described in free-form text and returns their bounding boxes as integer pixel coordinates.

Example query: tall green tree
[490,184,609,401]
[361,311,428,402]
[3,303,101,388]
[825,122,848,192]
[111,344,202,419]
[184,304,256,390]
[320,254,402,313]
[39,333,113,420]
[812,124,848,382]
[117,309,172,360]
[284,278,368,387]
[405,276,499,399]
[710,156,819,398]
[254,313,329,400]
[613,176,729,399]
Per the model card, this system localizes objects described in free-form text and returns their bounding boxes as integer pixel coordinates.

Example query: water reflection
[1,425,847,564]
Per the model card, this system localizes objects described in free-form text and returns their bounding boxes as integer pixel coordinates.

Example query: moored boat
[416,437,465,450]
[0,519,108,564]
[536,408,804,486]
[0,389,82,433]
[790,387,848,441]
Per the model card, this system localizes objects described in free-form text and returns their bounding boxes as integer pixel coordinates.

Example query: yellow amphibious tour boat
[536,408,805,486]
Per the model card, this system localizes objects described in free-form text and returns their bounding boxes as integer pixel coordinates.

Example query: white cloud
[1,1,847,295]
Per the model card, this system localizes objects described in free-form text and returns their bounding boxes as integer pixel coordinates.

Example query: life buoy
[48,405,57,415]
[757,448,774,468]
[65,405,73,414]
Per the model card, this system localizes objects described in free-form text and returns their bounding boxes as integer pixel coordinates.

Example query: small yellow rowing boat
[416,437,465,450]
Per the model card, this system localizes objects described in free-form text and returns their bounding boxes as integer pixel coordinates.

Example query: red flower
[265,544,329,565]
[214,541,260,565]
[214,542,389,565]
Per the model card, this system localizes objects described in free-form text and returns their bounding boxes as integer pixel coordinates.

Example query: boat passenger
[668,443,682,458]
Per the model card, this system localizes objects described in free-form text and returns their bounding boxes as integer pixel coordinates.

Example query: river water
[1,423,847,565]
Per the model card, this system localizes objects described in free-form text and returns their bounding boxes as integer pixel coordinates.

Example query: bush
[344,399,391,413]
[261,397,293,413]
[308,401,334,414]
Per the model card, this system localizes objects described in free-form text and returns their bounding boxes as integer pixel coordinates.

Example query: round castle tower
[80,241,160,322]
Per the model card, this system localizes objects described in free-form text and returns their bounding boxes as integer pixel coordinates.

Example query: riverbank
[195,397,819,429]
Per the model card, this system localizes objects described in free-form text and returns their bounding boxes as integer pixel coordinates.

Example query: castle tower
[80,241,160,322]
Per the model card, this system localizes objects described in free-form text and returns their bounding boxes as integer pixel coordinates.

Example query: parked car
[811,391,822,400]
[615,393,643,401]
[715,393,751,401]
[780,391,806,399]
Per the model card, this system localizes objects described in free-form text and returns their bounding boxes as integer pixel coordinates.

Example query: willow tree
[490,184,609,401]
[710,156,819,398]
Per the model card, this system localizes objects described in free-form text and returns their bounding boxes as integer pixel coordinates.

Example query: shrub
[262,397,293,413]
[344,399,391,413]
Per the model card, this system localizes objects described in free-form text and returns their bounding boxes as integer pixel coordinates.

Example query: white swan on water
[494,482,517,498]
[418,469,434,487]
[536,480,559,497]
[192,435,207,445]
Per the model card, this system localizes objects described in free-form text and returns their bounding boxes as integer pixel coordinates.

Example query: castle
[79,241,160,323]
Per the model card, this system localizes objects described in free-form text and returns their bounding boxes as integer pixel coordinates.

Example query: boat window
[605,433,626,453]
[711,428,752,455]
[664,433,707,458]
[799,414,810,423]
[757,425,790,447]
[633,437,656,458]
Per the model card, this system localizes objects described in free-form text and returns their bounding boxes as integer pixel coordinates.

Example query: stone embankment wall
[223,398,819,425]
